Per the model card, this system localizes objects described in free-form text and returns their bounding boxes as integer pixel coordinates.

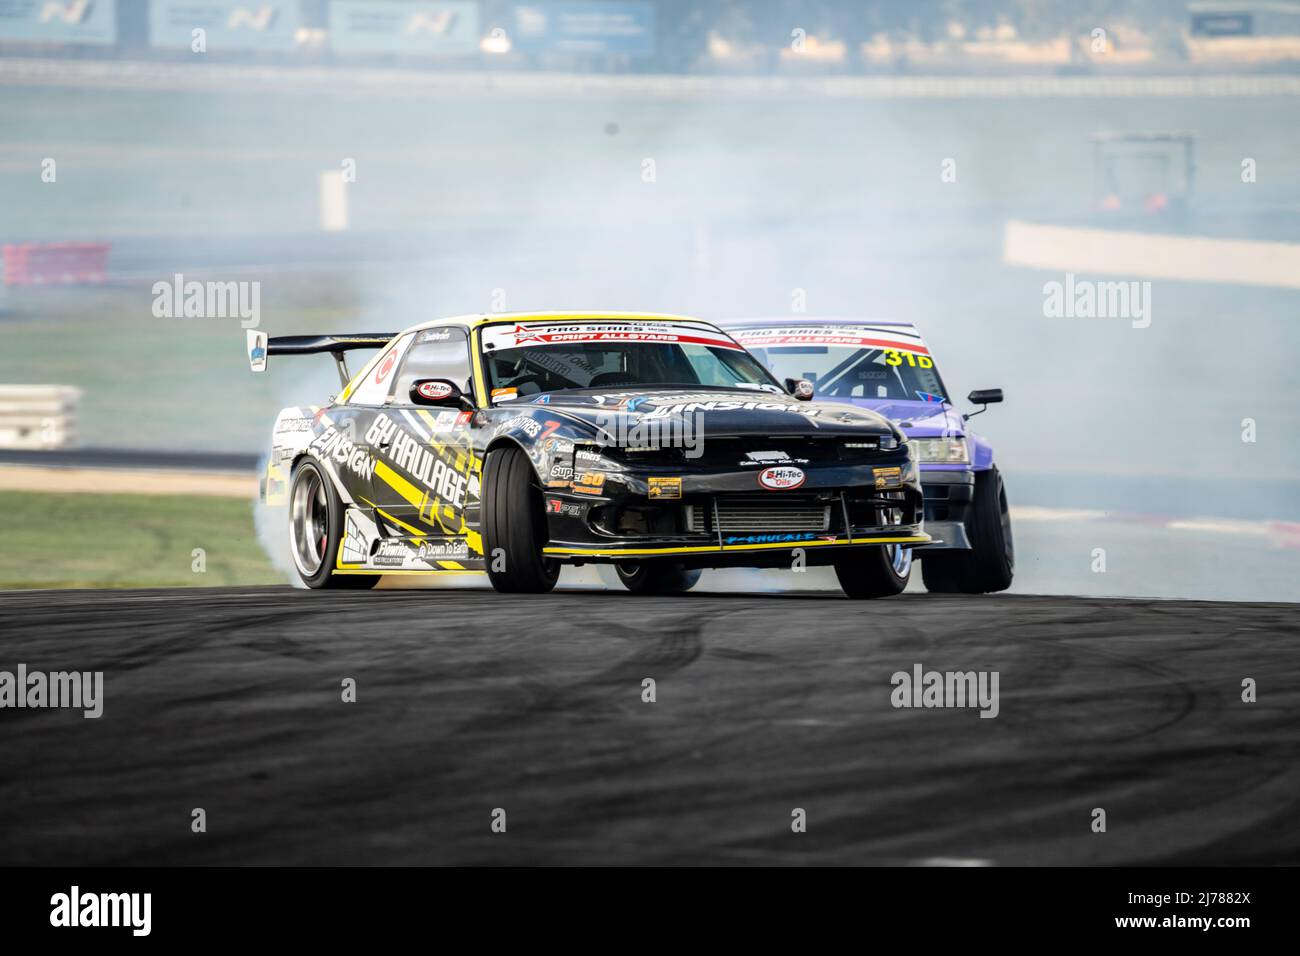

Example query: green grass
[0,490,283,589]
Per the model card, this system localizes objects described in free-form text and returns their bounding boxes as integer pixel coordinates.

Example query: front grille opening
[614,505,683,536]
[687,497,833,534]
[846,487,922,529]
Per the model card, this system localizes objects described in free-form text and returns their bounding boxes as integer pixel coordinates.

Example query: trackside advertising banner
[149,0,302,51]
[0,0,117,45]
[512,2,655,57]
[329,1,480,55]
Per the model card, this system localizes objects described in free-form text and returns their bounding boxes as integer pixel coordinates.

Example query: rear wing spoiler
[246,330,396,385]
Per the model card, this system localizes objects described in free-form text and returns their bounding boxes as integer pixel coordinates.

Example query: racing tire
[483,444,560,594]
[921,467,1014,594]
[615,562,701,594]
[288,458,379,590]
[833,544,911,599]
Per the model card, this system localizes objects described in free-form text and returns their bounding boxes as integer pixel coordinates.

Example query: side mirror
[411,379,472,409]
[785,377,815,401]
[964,388,1002,420]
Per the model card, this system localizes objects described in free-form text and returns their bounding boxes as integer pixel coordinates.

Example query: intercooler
[685,498,832,533]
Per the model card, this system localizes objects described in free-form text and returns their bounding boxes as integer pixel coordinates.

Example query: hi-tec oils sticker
[647,476,682,499]
[758,466,806,490]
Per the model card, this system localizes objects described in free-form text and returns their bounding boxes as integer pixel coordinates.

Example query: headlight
[913,437,969,464]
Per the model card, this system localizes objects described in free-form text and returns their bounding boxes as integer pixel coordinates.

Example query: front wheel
[482,445,560,594]
[615,562,701,594]
[288,458,378,590]
[921,467,1014,594]
[833,543,911,599]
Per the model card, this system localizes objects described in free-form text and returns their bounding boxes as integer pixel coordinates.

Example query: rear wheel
[833,543,910,599]
[922,467,1014,594]
[482,445,560,594]
[615,562,701,594]
[288,459,378,590]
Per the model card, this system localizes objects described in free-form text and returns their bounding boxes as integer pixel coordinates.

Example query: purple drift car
[721,318,1013,593]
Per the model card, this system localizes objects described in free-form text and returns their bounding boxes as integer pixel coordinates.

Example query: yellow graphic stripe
[371,464,483,555]
[374,504,428,538]
[335,569,486,576]
[543,534,931,557]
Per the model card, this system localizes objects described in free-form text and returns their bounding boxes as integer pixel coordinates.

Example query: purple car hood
[842,398,963,438]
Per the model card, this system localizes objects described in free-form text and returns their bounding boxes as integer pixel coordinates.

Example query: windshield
[480,320,781,400]
[730,325,949,404]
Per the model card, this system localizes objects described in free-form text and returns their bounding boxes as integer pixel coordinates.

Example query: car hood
[520,388,900,439]
[837,398,963,438]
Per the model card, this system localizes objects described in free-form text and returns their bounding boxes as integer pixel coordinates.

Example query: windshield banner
[730,326,930,355]
[482,321,744,351]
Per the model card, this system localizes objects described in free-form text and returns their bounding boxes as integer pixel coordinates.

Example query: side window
[347,333,414,406]
[391,327,472,404]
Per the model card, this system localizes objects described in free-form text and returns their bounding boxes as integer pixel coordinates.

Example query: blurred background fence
[4,1,1300,75]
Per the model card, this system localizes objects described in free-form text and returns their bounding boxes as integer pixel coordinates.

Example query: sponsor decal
[309,427,376,482]
[372,540,411,568]
[427,410,462,432]
[549,464,574,481]
[758,466,806,491]
[575,448,607,465]
[274,415,312,435]
[416,539,469,561]
[372,537,470,568]
[647,476,681,499]
[742,449,803,466]
[366,414,469,507]
[501,415,541,438]
[482,321,744,352]
[724,532,817,545]
[415,380,455,401]
[730,326,931,355]
[374,349,398,385]
[545,498,587,518]
[491,387,518,402]
[419,329,453,342]
[571,472,606,495]
[873,466,903,490]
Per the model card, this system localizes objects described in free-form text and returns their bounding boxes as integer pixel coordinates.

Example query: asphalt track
[0,587,1296,866]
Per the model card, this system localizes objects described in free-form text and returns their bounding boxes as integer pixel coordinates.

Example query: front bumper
[919,467,974,550]
[542,453,929,567]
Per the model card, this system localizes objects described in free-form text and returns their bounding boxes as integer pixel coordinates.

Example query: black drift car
[250,312,929,597]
